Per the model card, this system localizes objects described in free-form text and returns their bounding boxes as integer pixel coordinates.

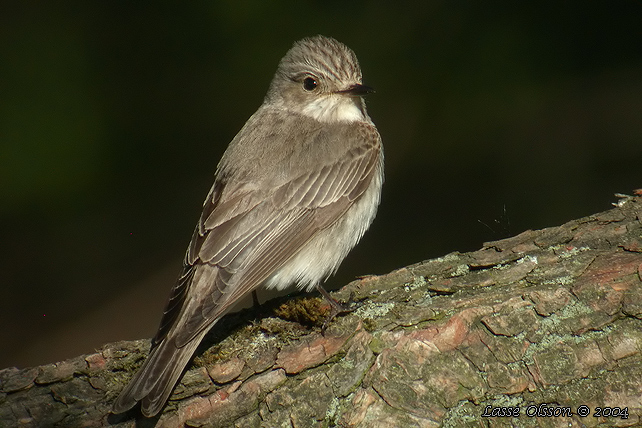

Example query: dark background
[2,1,641,369]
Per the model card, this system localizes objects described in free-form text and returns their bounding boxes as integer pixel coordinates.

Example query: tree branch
[2,193,642,427]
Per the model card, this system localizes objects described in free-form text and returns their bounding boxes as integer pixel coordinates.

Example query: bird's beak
[337,84,375,96]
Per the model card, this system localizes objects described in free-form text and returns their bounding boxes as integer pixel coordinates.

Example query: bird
[112,35,384,417]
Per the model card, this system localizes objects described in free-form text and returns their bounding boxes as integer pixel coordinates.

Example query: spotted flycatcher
[112,35,384,417]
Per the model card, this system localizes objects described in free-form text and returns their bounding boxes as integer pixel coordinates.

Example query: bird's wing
[155,123,381,348]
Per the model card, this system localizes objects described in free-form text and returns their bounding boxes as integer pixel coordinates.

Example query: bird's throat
[300,96,366,123]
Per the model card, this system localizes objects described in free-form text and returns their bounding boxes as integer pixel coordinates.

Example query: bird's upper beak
[337,83,375,96]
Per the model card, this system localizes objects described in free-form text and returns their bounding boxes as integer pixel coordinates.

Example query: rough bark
[2,193,642,428]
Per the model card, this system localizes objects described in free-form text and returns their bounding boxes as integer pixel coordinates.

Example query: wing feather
[157,119,381,348]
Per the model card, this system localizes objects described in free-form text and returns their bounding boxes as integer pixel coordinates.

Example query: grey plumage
[112,35,383,417]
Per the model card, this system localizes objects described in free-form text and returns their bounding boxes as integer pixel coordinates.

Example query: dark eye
[303,77,318,91]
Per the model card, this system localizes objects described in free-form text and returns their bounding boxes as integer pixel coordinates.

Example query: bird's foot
[315,284,360,331]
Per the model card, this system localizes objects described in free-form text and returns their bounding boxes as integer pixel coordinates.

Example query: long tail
[112,327,210,417]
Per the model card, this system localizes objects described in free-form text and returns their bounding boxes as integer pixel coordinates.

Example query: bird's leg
[251,290,260,308]
[315,284,357,331]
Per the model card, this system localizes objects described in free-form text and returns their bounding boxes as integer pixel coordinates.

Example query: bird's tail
[111,327,210,417]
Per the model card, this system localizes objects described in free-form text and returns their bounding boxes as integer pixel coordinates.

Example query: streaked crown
[278,36,362,85]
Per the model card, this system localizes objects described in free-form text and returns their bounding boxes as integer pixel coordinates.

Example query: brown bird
[112,35,383,417]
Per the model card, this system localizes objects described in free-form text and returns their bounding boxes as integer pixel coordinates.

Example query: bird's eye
[303,77,318,91]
